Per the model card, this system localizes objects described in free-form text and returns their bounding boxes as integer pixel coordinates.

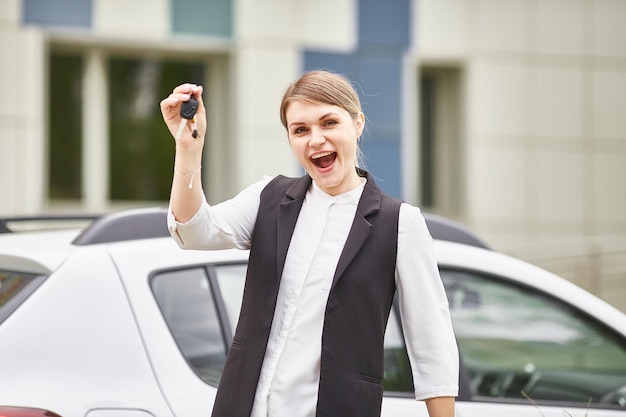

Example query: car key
[175,95,199,140]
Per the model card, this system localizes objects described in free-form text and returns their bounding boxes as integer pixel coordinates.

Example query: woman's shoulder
[261,173,312,198]
[399,202,429,232]
[399,202,423,216]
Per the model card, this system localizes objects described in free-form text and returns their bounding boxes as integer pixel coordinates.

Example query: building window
[108,58,204,201]
[420,71,436,208]
[49,53,83,200]
[48,49,208,207]
[418,66,463,217]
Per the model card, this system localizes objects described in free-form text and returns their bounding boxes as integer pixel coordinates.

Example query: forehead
[285,99,350,124]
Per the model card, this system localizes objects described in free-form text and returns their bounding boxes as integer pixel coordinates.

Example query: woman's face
[285,99,365,196]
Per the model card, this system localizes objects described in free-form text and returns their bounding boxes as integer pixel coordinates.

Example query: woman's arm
[162,83,274,251]
[160,83,206,223]
[395,204,459,401]
[167,177,270,250]
[425,396,455,417]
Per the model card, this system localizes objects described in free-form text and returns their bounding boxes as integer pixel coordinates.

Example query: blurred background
[0,0,624,312]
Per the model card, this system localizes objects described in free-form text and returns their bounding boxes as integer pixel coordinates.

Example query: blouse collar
[310,177,366,206]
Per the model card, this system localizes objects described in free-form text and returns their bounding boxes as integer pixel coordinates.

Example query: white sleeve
[395,203,459,400]
[167,176,272,250]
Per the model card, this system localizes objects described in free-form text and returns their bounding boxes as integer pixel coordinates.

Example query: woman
[160,70,458,417]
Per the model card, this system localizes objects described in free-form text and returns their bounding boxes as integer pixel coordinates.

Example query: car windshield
[0,270,44,324]
[443,268,626,406]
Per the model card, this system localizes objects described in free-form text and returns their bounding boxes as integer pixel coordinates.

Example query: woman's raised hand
[160,84,207,149]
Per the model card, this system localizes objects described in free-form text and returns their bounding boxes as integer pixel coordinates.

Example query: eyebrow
[288,112,340,129]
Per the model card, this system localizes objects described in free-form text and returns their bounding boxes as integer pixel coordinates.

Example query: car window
[383,308,414,393]
[151,267,226,386]
[442,268,626,408]
[0,270,45,324]
[214,264,247,335]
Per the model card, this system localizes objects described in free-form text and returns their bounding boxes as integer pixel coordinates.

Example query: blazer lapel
[331,172,382,289]
[276,175,311,279]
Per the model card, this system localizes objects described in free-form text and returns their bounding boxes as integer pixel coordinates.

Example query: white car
[1,208,625,417]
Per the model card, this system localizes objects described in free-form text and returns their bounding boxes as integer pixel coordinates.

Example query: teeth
[312,152,333,160]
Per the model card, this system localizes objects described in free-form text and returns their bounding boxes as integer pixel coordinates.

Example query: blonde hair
[280,70,363,129]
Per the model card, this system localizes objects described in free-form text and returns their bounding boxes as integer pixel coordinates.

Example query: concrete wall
[416,0,626,311]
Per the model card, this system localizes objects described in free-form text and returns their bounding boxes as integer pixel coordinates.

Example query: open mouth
[311,152,337,169]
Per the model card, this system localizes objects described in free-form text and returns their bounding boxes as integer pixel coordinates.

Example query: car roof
[70,207,491,249]
[422,212,490,249]
[3,208,624,338]
[0,207,490,274]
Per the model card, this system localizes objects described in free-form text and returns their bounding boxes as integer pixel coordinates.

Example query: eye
[323,119,337,127]
[292,126,308,135]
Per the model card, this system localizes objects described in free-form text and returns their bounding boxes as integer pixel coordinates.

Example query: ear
[355,112,365,136]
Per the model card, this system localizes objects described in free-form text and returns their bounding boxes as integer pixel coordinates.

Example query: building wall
[1,0,624,312]
[1,0,412,210]
[0,0,363,211]
[0,0,46,215]
[416,0,626,311]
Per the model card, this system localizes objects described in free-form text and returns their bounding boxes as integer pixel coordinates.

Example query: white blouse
[168,177,458,417]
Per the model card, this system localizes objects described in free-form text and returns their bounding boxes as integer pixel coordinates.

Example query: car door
[108,242,246,417]
[380,265,626,416]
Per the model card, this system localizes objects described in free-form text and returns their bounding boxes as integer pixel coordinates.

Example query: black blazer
[211,170,402,417]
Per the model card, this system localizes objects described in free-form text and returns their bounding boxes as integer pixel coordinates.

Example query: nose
[309,127,326,147]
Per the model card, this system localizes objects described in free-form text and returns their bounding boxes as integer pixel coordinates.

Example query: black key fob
[180,96,199,120]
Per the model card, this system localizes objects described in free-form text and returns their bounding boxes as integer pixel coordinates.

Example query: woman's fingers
[161,84,206,142]
[161,84,202,116]
[172,83,199,95]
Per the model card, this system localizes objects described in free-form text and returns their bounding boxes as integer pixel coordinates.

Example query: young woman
[160,70,458,417]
